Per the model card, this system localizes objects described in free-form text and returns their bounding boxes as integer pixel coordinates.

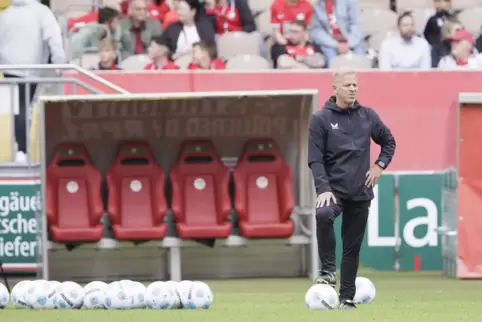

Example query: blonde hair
[332,68,356,85]
[441,18,463,40]
[99,38,117,52]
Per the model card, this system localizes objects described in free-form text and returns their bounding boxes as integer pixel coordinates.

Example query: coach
[307,69,396,310]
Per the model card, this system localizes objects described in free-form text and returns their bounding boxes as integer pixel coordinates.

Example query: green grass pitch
[2,270,481,322]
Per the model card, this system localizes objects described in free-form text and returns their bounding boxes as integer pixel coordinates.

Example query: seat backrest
[47,144,100,228]
[226,54,271,70]
[170,141,229,225]
[108,142,165,227]
[217,32,261,61]
[234,139,292,224]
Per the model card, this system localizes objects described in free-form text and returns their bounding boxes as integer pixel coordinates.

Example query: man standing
[307,69,396,310]
[0,0,65,162]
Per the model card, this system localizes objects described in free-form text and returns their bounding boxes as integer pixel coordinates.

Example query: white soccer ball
[177,280,193,308]
[0,283,9,309]
[24,280,48,309]
[104,281,132,310]
[145,281,176,309]
[83,281,108,309]
[25,280,59,309]
[11,280,31,309]
[128,281,146,309]
[183,281,213,309]
[165,281,181,309]
[354,277,376,304]
[305,284,339,310]
[56,281,84,309]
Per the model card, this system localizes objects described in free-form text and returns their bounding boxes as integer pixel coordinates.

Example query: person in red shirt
[203,0,255,35]
[271,0,313,44]
[121,0,170,22]
[271,20,325,69]
[94,39,121,70]
[145,35,180,70]
[187,42,226,69]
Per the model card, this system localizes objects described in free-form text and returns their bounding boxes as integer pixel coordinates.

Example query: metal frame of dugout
[37,89,319,282]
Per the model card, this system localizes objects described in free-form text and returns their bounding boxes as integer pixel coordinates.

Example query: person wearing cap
[438,29,482,69]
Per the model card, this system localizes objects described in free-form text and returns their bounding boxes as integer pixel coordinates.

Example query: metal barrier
[0,64,128,163]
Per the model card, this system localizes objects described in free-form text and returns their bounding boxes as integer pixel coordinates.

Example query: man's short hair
[397,11,413,26]
[332,68,356,84]
[291,20,308,30]
[99,38,117,52]
[98,7,119,24]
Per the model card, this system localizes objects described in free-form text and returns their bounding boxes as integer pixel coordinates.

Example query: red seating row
[46,139,295,243]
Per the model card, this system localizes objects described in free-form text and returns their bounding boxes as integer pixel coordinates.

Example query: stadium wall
[2,71,481,277]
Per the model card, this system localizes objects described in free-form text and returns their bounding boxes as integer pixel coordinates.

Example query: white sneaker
[15,151,27,163]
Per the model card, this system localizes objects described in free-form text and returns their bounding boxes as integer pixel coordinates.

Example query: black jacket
[423,10,458,46]
[308,97,396,201]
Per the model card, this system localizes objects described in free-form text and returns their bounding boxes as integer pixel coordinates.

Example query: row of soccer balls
[0,279,213,310]
[305,277,376,310]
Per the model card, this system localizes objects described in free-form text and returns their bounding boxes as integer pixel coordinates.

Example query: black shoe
[315,271,336,288]
[339,300,357,310]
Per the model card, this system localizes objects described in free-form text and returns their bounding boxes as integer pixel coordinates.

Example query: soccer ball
[127,281,146,309]
[183,281,213,309]
[56,281,84,309]
[0,283,9,309]
[177,280,193,308]
[354,277,376,304]
[11,280,31,309]
[145,281,176,309]
[165,281,181,309]
[104,281,133,310]
[305,284,339,310]
[24,280,48,309]
[25,280,58,309]
[83,281,107,309]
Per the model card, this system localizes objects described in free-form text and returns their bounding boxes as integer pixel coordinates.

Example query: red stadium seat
[233,139,294,238]
[106,143,167,240]
[170,141,231,239]
[46,144,103,243]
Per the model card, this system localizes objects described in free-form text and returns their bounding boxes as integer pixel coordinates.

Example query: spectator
[310,0,364,65]
[204,0,256,35]
[0,0,65,162]
[271,20,324,69]
[431,18,463,67]
[378,12,431,70]
[121,0,170,23]
[438,29,482,69]
[144,35,180,69]
[271,0,313,45]
[161,0,216,60]
[94,39,121,70]
[187,42,226,69]
[423,0,456,46]
[71,7,121,60]
[119,0,163,59]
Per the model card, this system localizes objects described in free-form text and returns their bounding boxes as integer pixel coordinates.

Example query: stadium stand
[170,141,232,239]
[106,142,168,241]
[46,144,104,243]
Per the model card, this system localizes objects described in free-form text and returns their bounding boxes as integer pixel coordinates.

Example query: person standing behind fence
[307,69,395,310]
[0,0,65,162]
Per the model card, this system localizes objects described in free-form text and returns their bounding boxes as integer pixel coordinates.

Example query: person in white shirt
[438,29,482,69]
[378,12,431,70]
